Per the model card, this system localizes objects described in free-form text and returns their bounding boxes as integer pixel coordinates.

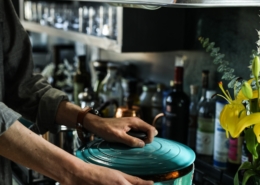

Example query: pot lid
[76,137,195,176]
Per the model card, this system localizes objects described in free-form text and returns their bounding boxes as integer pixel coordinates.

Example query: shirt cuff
[0,102,21,136]
[30,88,68,134]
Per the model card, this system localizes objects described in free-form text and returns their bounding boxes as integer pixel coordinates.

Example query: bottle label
[228,137,242,164]
[213,119,229,169]
[196,129,214,155]
[213,101,229,169]
[197,117,215,132]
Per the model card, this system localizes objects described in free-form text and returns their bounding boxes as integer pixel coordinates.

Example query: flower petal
[231,113,260,138]
[219,103,246,137]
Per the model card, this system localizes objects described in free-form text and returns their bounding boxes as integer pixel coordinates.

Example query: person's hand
[83,115,158,147]
[67,163,153,185]
[61,158,154,185]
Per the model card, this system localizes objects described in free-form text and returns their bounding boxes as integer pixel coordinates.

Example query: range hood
[88,0,260,8]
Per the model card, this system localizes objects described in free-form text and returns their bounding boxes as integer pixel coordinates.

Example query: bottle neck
[173,66,184,91]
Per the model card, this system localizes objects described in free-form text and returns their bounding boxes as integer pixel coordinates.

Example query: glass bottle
[198,70,209,109]
[73,55,92,106]
[227,135,243,173]
[196,90,216,162]
[151,83,164,137]
[163,57,190,144]
[213,99,229,170]
[188,84,199,150]
[123,79,140,107]
[92,60,108,101]
[98,63,123,117]
[139,84,156,124]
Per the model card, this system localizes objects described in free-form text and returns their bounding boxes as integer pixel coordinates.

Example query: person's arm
[55,101,158,147]
[0,121,153,185]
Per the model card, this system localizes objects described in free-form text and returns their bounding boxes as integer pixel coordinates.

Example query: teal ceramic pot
[76,137,195,185]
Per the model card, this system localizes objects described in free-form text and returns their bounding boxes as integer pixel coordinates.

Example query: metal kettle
[114,99,141,118]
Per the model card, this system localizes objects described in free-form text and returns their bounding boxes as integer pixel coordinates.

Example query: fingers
[118,133,146,148]
[129,117,158,144]
[122,172,154,185]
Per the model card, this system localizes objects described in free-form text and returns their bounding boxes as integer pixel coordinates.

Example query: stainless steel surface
[21,21,122,52]
[59,0,260,8]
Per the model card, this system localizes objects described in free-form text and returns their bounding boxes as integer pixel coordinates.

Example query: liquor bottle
[196,90,216,162]
[188,84,199,150]
[151,83,165,137]
[198,70,209,109]
[163,57,190,144]
[98,63,124,117]
[73,55,92,106]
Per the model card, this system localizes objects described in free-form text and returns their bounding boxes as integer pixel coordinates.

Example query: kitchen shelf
[19,0,188,53]
[63,0,260,8]
[21,21,122,52]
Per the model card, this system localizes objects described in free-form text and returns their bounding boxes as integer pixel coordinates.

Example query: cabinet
[19,0,187,53]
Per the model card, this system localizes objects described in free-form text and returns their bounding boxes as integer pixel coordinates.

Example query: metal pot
[76,136,195,185]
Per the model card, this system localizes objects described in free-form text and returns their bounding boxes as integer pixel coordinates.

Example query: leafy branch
[198,37,241,94]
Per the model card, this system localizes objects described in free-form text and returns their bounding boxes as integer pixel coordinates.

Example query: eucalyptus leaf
[228,77,240,89]
[217,65,225,72]
[206,42,215,52]
[202,38,209,48]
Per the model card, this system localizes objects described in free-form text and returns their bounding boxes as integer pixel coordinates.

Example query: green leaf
[202,38,209,48]
[245,128,258,158]
[234,162,252,185]
[242,169,257,185]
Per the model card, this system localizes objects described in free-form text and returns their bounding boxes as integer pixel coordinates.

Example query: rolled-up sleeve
[0,102,21,136]
[1,0,68,134]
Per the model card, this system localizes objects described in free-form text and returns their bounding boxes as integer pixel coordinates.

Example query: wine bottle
[163,57,190,144]
[196,90,216,162]
[198,70,209,109]
[151,83,165,137]
[73,55,92,106]
[188,84,199,150]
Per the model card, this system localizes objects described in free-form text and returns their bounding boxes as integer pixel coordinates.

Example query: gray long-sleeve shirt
[0,0,68,184]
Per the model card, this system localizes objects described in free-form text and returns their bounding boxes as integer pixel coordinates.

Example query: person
[0,0,158,184]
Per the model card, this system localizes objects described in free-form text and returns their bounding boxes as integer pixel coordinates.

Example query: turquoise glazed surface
[155,166,194,185]
[76,137,195,176]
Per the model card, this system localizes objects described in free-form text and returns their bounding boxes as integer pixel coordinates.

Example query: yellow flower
[241,81,253,99]
[219,81,260,142]
[219,101,246,138]
[236,79,258,101]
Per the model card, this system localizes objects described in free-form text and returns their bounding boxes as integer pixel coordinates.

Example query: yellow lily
[219,81,260,142]
[218,82,247,138]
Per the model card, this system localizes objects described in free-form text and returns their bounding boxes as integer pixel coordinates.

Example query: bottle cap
[190,85,198,95]
[206,90,216,99]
